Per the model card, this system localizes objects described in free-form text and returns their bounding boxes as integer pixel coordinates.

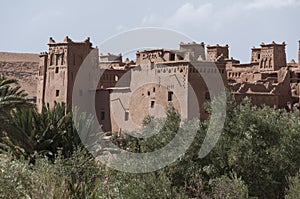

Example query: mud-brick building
[37,37,300,133]
[37,36,94,111]
[226,42,291,109]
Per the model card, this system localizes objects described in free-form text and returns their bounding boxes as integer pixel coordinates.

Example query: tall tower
[179,42,206,61]
[37,36,95,111]
[206,44,229,62]
[251,47,261,63]
[259,41,286,71]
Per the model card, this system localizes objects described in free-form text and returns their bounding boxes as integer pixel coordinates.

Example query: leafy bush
[210,172,250,199]
[285,171,300,199]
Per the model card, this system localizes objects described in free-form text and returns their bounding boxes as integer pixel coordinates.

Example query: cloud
[141,0,300,29]
[142,14,161,25]
[246,0,300,9]
[138,0,300,62]
[116,25,129,32]
[164,3,213,28]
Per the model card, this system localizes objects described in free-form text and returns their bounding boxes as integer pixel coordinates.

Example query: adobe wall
[36,38,300,133]
[109,51,189,133]
[95,89,111,132]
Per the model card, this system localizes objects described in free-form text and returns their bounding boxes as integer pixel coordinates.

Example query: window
[55,55,59,66]
[150,62,154,69]
[100,111,105,120]
[153,87,156,92]
[125,111,129,121]
[50,54,54,65]
[55,67,59,73]
[61,53,64,65]
[56,90,60,97]
[148,91,150,96]
[170,53,175,61]
[205,91,210,100]
[257,54,261,60]
[168,91,174,102]
[151,101,155,108]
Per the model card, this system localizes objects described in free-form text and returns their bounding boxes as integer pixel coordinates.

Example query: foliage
[1,77,300,198]
[0,147,105,199]
[0,148,187,199]
[109,95,300,198]
[112,106,181,153]
[210,172,250,199]
[1,102,83,162]
[224,100,300,198]
[285,170,300,199]
[0,76,32,134]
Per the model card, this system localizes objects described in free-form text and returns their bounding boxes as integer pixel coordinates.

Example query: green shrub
[285,171,300,199]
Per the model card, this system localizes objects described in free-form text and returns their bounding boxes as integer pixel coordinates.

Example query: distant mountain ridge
[0,52,39,62]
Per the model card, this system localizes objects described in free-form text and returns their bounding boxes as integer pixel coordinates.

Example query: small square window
[151,101,155,108]
[56,90,60,97]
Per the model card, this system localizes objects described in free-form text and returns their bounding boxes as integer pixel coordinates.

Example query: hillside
[0,52,39,98]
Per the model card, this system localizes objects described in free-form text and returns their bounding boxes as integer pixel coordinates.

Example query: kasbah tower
[37,37,94,111]
[37,36,300,133]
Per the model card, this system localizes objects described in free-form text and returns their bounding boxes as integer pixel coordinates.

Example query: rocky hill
[0,52,39,98]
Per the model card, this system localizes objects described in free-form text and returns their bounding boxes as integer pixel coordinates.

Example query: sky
[0,0,300,62]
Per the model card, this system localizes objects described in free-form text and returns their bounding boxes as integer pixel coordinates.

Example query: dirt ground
[0,52,39,98]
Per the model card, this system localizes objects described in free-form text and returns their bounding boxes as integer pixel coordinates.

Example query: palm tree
[0,76,29,109]
[1,102,79,160]
[0,76,31,135]
[0,76,100,161]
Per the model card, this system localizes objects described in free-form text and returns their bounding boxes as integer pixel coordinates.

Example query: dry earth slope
[0,52,39,98]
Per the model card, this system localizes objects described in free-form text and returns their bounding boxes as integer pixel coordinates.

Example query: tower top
[260,41,286,47]
[47,36,93,47]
